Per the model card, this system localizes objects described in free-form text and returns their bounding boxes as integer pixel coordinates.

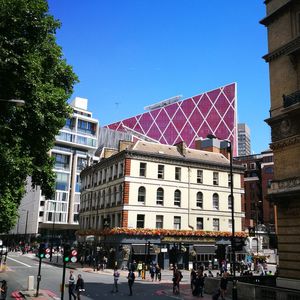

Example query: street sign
[45,254,50,259]
[71,256,77,263]
[71,250,77,256]
[45,248,51,253]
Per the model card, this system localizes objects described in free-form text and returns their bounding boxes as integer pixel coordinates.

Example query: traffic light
[234,237,245,251]
[248,226,255,237]
[63,245,71,263]
[38,244,46,259]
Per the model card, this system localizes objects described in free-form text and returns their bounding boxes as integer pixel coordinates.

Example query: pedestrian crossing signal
[248,226,255,237]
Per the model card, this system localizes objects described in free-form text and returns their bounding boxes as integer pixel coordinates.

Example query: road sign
[71,250,77,256]
[71,256,77,263]
[45,248,51,253]
[45,254,50,259]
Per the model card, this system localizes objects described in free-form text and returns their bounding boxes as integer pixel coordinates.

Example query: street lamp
[0,99,25,106]
[207,134,237,300]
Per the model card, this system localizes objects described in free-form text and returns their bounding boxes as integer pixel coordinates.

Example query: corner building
[261,0,300,290]
[79,140,245,269]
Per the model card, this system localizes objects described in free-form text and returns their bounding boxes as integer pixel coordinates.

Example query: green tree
[0,0,78,232]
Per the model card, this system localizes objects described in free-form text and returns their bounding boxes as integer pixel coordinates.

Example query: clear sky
[48,1,270,154]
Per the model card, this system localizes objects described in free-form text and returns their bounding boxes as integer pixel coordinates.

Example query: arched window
[197,192,203,208]
[213,193,219,210]
[156,188,164,205]
[138,186,146,203]
[174,190,181,207]
[228,195,233,210]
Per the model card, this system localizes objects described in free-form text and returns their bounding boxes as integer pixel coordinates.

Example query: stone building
[78,139,245,269]
[261,0,300,290]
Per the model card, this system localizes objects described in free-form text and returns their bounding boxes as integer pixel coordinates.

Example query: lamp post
[207,134,237,300]
[0,99,25,106]
[50,201,57,262]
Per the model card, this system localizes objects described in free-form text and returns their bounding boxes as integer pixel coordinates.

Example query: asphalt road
[0,252,196,300]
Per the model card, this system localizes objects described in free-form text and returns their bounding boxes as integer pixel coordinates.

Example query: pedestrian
[127,269,135,296]
[137,261,143,277]
[112,267,120,293]
[172,268,182,295]
[155,264,161,281]
[150,264,155,281]
[0,280,7,300]
[208,270,214,277]
[76,274,85,300]
[190,268,197,290]
[103,256,108,269]
[219,271,228,300]
[196,270,205,297]
[68,271,76,300]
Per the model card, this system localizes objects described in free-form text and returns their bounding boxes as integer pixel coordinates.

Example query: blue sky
[48,1,270,154]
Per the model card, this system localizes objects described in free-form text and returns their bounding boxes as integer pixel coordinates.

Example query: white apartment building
[237,123,251,157]
[11,97,99,243]
[79,139,245,269]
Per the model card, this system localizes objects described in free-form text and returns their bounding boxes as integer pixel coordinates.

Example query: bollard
[28,276,34,290]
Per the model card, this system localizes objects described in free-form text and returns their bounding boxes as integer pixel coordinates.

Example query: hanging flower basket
[76,227,247,238]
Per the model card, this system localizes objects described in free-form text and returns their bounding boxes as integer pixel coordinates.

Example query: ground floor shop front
[76,229,248,270]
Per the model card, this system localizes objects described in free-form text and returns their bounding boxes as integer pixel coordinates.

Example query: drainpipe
[188,167,194,230]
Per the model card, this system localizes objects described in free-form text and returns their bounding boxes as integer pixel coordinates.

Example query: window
[174,190,181,207]
[228,174,232,187]
[158,165,164,179]
[196,192,203,208]
[213,218,219,231]
[174,216,181,230]
[138,186,146,203]
[175,167,181,181]
[156,215,163,229]
[196,217,203,230]
[228,195,233,210]
[213,193,219,210]
[53,153,70,170]
[139,162,147,177]
[228,219,232,230]
[136,214,145,228]
[197,170,203,184]
[156,188,164,205]
[213,172,219,185]
[55,173,69,191]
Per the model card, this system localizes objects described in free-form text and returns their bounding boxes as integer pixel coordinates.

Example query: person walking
[127,269,135,296]
[219,271,228,300]
[0,280,7,300]
[68,271,76,300]
[112,267,120,293]
[155,264,161,281]
[76,274,85,300]
[190,268,197,291]
[172,268,182,295]
[137,261,143,277]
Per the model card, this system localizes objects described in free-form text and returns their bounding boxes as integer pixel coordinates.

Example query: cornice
[270,135,300,150]
[263,36,300,62]
[260,0,292,26]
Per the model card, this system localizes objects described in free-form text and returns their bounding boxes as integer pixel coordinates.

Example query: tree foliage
[0,0,78,232]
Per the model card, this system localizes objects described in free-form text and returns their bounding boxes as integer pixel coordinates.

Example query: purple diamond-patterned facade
[105,83,238,156]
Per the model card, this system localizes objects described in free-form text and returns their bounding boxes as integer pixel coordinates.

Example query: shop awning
[131,244,156,255]
[194,245,216,254]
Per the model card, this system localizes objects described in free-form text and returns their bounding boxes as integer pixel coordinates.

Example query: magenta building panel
[105,83,238,156]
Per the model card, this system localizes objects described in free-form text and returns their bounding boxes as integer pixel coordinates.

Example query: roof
[131,140,230,165]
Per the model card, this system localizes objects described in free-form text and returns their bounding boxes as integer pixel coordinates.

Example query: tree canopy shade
[0,0,78,233]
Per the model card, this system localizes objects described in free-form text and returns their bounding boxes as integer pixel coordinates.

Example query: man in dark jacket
[127,269,135,296]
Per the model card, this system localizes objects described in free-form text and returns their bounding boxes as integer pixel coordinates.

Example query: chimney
[175,141,187,157]
[220,140,230,159]
[195,137,220,153]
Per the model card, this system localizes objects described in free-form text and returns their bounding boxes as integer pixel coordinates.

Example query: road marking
[7,256,32,267]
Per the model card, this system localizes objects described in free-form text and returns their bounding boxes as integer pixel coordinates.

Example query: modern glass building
[11,97,99,243]
[106,83,238,156]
